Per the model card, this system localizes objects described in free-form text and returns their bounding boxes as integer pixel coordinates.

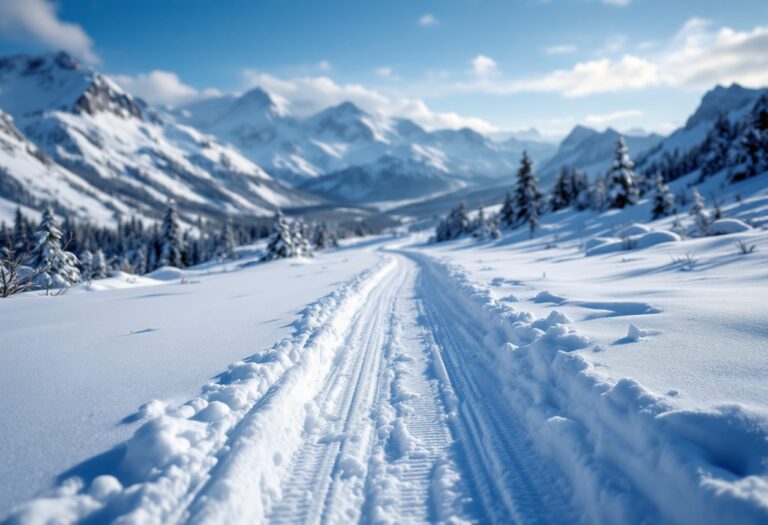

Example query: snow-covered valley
[2,180,767,523]
[2,3,768,522]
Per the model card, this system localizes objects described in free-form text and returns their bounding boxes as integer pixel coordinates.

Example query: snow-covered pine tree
[571,168,590,211]
[701,113,735,179]
[216,217,236,260]
[13,207,29,251]
[92,248,108,279]
[312,222,337,250]
[262,210,294,260]
[434,202,471,242]
[591,177,607,211]
[607,137,639,208]
[689,188,710,236]
[513,151,541,236]
[159,200,184,268]
[650,174,676,220]
[550,166,572,211]
[80,250,94,282]
[732,95,768,181]
[30,207,80,291]
[292,219,313,258]
[499,192,515,228]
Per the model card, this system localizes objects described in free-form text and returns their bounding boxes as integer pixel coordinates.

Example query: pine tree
[513,152,541,236]
[607,137,639,208]
[650,175,676,220]
[13,207,29,251]
[30,207,80,290]
[732,95,768,181]
[159,200,184,268]
[292,219,313,257]
[499,192,515,228]
[313,222,337,250]
[689,189,710,236]
[80,250,94,282]
[550,166,572,211]
[435,202,471,242]
[591,177,607,211]
[92,248,108,279]
[701,113,735,178]
[263,210,294,260]
[216,217,236,260]
[571,167,590,211]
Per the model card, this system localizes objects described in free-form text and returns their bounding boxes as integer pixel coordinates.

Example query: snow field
[407,251,768,524]
[3,256,395,524]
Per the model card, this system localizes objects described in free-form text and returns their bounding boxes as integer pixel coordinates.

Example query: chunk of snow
[622,223,652,236]
[634,230,681,249]
[708,218,752,235]
[534,290,567,304]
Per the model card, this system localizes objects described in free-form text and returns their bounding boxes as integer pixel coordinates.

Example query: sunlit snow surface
[1,173,767,524]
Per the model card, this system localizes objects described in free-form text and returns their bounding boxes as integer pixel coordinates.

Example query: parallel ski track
[268,257,409,524]
[407,251,578,525]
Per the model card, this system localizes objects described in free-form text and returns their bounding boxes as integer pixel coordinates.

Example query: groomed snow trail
[265,252,576,524]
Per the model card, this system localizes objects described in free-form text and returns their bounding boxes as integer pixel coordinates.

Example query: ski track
[266,252,576,524]
[5,251,584,524]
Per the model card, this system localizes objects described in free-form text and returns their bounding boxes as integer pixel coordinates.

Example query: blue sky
[1,0,767,138]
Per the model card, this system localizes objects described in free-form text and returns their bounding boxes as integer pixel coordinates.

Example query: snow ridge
[4,257,395,525]
[409,251,768,525]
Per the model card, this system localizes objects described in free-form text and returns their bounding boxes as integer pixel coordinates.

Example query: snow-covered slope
[538,125,663,183]
[0,52,317,223]
[177,90,531,190]
[637,84,768,169]
[0,109,127,224]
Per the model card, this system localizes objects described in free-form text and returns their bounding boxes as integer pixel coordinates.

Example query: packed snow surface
[2,177,768,524]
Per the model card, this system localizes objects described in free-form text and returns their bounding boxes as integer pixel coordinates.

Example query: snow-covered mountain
[0,52,317,224]
[177,89,544,191]
[299,154,468,205]
[636,83,768,170]
[537,125,664,183]
[0,109,128,223]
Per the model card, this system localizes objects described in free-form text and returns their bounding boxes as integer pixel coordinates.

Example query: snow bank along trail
[404,249,768,525]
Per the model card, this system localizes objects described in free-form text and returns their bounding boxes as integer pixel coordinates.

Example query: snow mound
[534,290,567,304]
[145,266,186,281]
[634,230,681,249]
[708,218,753,236]
[586,230,680,255]
[621,223,652,236]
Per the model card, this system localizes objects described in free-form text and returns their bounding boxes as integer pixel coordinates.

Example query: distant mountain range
[0,52,319,224]
[176,89,556,202]
[0,50,761,225]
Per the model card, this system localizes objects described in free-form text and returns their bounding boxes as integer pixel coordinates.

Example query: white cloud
[600,0,630,6]
[585,109,643,126]
[471,55,498,78]
[112,71,220,106]
[317,60,332,72]
[242,69,496,133]
[450,20,768,97]
[544,44,577,55]
[418,14,439,27]
[0,0,98,63]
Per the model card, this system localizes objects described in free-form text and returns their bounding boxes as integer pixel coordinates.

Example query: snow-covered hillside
[0,53,318,224]
[0,109,127,224]
[537,125,663,184]
[177,89,552,193]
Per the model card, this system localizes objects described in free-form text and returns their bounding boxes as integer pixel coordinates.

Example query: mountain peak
[0,51,143,121]
[561,125,597,151]
[685,83,766,130]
